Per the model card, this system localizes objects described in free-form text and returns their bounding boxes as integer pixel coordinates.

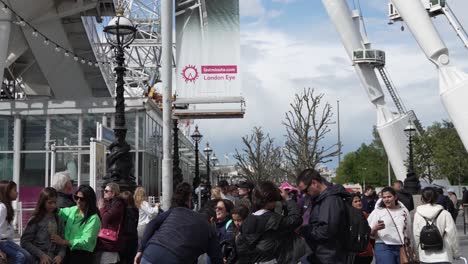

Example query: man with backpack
[297,169,353,264]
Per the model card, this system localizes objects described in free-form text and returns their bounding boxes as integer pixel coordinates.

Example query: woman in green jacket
[51,185,101,264]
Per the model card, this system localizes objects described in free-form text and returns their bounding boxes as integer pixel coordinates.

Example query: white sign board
[90,140,106,198]
[175,0,241,99]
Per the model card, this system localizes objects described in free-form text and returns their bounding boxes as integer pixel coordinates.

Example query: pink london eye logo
[181,65,199,83]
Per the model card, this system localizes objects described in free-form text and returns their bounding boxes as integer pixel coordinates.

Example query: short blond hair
[106,183,120,196]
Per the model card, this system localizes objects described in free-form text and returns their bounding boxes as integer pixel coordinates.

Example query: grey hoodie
[413,204,460,262]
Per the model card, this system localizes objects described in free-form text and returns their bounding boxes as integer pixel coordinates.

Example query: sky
[195,0,468,169]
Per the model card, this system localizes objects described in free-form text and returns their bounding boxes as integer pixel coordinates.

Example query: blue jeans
[374,243,400,264]
[142,244,180,264]
[0,240,33,264]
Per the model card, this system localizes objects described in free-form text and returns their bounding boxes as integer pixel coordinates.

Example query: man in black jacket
[297,169,348,264]
[393,180,414,211]
[135,183,222,264]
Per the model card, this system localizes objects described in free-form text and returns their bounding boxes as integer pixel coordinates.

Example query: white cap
[447,188,455,193]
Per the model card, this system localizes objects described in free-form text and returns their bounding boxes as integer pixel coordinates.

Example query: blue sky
[197,0,468,169]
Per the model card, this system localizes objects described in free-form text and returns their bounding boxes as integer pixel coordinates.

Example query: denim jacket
[20,214,66,260]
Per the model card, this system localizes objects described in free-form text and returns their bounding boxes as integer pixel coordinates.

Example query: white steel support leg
[13,116,21,185]
[391,0,468,153]
[161,0,173,211]
[0,9,11,85]
[323,0,411,181]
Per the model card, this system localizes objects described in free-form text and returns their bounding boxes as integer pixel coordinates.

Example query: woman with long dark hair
[51,185,101,264]
[349,193,374,264]
[21,187,66,264]
[367,187,412,264]
[414,187,460,263]
[0,181,33,263]
[119,191,139,264]
[236,181,303,264]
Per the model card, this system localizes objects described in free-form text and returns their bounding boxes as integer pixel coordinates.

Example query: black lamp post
[173,119,183,189]
[404,124,420,194]
[102,5,137,192]
[204,142,213,186]
[191,125,203,188]
[211,153,218,184]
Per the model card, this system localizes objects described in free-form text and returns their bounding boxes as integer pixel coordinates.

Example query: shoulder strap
[433,209,444,222]
[225,219,233,230]
[385,208,405,245]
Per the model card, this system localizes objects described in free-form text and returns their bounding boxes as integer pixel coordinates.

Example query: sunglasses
[104,189,112,193]
[215,206,225,211]
[73,195,85,201]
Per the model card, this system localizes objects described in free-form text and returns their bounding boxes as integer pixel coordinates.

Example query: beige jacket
[413,204,460,262]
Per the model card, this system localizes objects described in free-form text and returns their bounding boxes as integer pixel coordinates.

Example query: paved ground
[455,213,468,261]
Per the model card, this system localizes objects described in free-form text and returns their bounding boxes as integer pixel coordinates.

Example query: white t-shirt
[0,203,14,240]
[138,200,159,226]
[367,201,411,245]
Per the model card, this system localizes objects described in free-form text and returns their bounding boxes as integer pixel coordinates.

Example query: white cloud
[239,0,266,18]
[203,0,468,167]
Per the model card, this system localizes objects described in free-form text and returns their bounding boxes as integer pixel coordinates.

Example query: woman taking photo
[21,187,66,264]
[51,185,101,264]
[134,187,159,241]
[413,187,460,263]
[0,181,33,263]
[367,187,413,264]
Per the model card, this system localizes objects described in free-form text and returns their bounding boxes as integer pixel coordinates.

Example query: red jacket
[96,198,125,252]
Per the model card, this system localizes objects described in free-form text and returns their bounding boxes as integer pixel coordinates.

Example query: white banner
[90,140,106,198]
[175,0,241,99]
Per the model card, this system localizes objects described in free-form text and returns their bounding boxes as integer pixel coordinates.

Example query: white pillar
[0,9,11,85]
[161,0,173,211]
[13,116,21,185]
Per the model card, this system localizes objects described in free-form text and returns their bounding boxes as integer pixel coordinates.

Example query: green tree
[413,120,468,184]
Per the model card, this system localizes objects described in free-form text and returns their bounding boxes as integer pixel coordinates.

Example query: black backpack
[343,199,371,253]
[419,209,444,251]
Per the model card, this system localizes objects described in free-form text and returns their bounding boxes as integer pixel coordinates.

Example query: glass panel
[22,116,46,150]
[138,113,145,149]
[138,152,143,185]
[0,116,13,151]
[80,154,91,186]
[20,153,46,186]
[126,112,136,148]
[54,152,79,182]
[0,153,13,180]
[50,115,79,146]
[82,114,102,145]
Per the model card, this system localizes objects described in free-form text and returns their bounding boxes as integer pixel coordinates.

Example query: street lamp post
[191,125,203,188]
[204,142,213,186]
[211,153,218,184]
[173,119,183,189]
[404,124,420,194]
[102,4,137,192]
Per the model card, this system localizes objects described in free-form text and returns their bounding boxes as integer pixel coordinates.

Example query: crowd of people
[137,169,463,264]
[0,169,464,264]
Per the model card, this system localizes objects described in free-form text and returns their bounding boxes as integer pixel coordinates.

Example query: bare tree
[283,88,340,177]
[234,127,284,184]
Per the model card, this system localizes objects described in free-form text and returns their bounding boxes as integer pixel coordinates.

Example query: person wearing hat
[237,181,254,211]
